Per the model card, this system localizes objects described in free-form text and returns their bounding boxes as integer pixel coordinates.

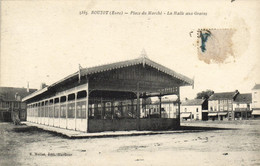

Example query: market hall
[23,57,193,133]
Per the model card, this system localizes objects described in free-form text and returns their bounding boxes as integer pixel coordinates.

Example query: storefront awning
[208,113,218,116]
[181,112,191,118]
[218,112,227,116]
[252,110,260,115]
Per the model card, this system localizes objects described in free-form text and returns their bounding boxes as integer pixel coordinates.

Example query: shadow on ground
[8,122,238,139]
[11,125,68,138]
[178,126,237,131]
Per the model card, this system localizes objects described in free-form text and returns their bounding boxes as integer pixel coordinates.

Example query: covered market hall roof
[81,57,193,83]
[22,56,193,102]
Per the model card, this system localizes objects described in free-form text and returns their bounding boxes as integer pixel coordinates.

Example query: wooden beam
[136,82,140,130]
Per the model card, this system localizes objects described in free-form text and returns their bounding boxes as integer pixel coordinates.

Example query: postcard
[0,0,259,165]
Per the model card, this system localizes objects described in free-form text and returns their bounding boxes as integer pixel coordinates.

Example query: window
[185,108,187,112]
[1,102,6,108]
[54,105,59,118]
[37,104,41,117]
[14,102,19,108]
[21,103,26,109]
[76,91,87,119]
[20,110,26,118]
[196,114,199,120]
[67,94,75,118]
[82,104,86,118]
[76,105,82,118]
[60,104,66,118]
[49,100,54,117]
[76,101,86,119]
[228,105,232,111]
[89,102,103,119]
[41,102,45,117]
[44,101,49,117]
[224,105,228,111]
[60,96,66,118]
[67,103,75,118]
[104,102,112,119]
[196,108,198,112]
[220,106,223,111]
[54,98,59,118]
[3,102,10,108]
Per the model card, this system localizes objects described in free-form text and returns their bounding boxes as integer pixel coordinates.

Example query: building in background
[233,93,252,120]
[180,99,208,121]
[0,87,37,122]
[208,91,239,121]
[252,84,260,119]
[141,97,179,119]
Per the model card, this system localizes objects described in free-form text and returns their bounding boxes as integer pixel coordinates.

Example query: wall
[252,89,260,109]
[233,103,251,110]
[0,101,27,122]
[181,105,202,120]
[26,83,89,132]
[208,99,233,112]
[88,118,179,132]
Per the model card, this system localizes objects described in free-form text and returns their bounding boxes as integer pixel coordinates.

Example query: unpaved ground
[0,120,259,166]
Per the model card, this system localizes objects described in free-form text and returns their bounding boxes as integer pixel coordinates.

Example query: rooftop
[182,99,205,106]
[234,93,252,103]
[0,87,37,101]
[50,57,193,88]
[23,57,193,102]
[209,91,239,100]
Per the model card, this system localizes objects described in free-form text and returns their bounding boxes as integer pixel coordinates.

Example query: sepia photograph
[0,0,260,165]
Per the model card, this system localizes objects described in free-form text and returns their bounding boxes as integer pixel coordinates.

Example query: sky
[1,0,260,100]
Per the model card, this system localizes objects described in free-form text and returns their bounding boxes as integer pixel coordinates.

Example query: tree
[196,90,214,99]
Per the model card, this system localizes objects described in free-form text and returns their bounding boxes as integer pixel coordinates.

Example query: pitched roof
[23,57,193,102]
[49,57,193,88]
[252,84,260,90]
[0,87,37,101]
[182,99,205,106]
[80,57,192,84]
[234,93,252,103]
[209,91,238,100]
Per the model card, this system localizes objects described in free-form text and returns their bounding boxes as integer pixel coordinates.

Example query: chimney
[15,92,18,100]
[234,90,240,99]
[40,82,48,89]
[27,82,30,92]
